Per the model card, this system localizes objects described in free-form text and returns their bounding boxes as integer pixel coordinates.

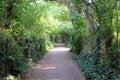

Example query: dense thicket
[69,0,120,80]
[0,0,120,80]
[0,0,71,79]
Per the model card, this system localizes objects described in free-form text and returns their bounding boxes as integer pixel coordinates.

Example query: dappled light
[34,64,56,70]
[50,79,59,80]
[41,67,56,70]
[0,0,120,80]
[27,44,85,80]
[49,47,70,52]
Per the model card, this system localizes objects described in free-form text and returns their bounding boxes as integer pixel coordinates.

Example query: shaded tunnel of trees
[0,0,120,80]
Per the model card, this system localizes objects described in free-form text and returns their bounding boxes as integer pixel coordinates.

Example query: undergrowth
[73,52,120,80]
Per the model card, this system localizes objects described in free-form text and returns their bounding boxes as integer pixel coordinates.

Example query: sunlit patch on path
[49,47,70,52]
[26,44,85,80]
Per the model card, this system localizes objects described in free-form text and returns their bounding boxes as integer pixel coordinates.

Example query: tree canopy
[0,0,120,80]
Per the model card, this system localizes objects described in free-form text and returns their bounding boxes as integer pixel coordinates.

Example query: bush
[74,51,120,80]
[70,32,83,54]
[0,30,26,77]
[0,30,47,78]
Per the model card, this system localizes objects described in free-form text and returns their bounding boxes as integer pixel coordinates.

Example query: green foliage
[1,0,119,80]
[0,0,72,79]
[69,14,87,54]
[58,22,72,43]
[74,51,120,80]
[0,30,26,76]
[70,0,120,80]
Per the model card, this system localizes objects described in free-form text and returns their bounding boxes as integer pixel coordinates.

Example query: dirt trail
[26,44,85,80]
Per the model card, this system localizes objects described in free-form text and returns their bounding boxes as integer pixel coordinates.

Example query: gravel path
[26,44,85,80]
